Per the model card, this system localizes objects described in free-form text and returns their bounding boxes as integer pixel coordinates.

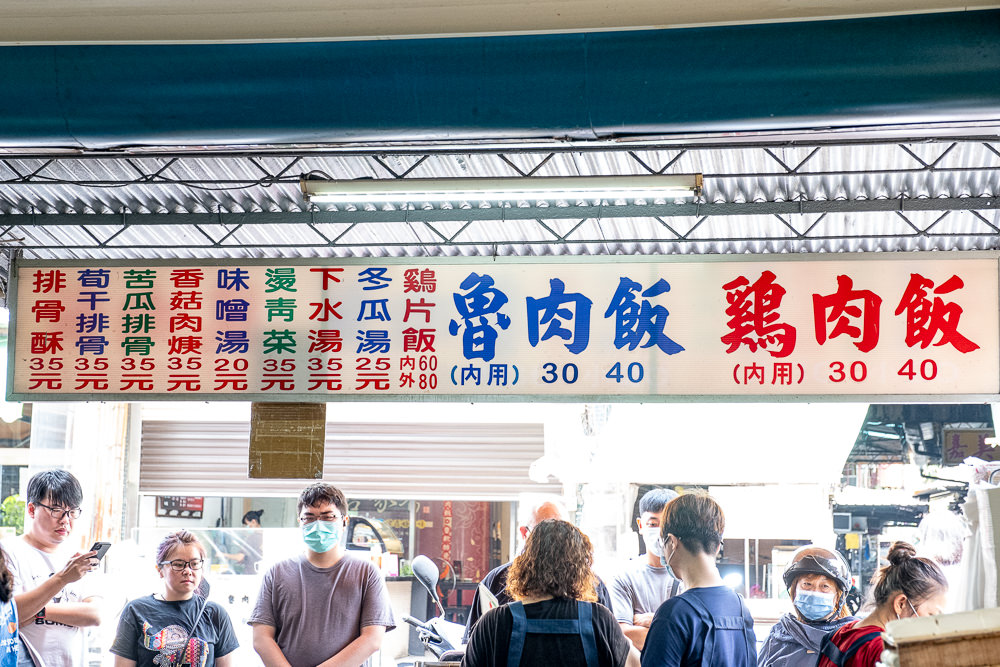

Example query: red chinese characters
[723,270,980,359]
[813,275,882,353]
[721,271,797,358]
[894,273,979,353]
[399,269,438,390]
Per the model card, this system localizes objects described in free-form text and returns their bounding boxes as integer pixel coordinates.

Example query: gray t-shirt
[249,553,396,667]
[610,558,683,624]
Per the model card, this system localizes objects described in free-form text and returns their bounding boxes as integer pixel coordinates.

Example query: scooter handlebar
[402,615,437,635]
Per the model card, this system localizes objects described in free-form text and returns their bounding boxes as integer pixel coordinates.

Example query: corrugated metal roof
[0,136,998,260]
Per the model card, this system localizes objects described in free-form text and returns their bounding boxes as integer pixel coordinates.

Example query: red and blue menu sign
[8,255,998,400]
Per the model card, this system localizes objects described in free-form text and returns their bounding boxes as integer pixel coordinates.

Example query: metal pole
[408,500,417,560]
[744,538,750,596]
[755,538,760,594]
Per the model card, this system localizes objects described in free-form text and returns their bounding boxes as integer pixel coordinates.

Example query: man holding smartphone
[1,470,101,667]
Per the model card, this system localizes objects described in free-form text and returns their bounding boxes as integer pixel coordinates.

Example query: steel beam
[2,196,998,227]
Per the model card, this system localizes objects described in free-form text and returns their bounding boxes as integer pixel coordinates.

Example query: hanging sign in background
[8,255,999,401]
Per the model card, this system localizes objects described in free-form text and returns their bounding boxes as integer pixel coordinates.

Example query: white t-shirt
[1,537,95,667]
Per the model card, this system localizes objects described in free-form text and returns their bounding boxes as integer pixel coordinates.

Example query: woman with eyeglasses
[110,531,238,666]
[817,541,947,667]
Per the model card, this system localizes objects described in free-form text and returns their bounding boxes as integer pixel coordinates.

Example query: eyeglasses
[35,502,82,520]
[159,558,204,572]
[299,513,343,524]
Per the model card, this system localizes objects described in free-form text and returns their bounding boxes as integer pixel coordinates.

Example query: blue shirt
[641,586,756,667]
[0,599,16,667]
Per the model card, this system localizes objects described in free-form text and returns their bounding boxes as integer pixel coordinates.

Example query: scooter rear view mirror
[411,555,446,616]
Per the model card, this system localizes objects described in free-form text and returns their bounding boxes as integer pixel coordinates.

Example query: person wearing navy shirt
[640,494,756,667]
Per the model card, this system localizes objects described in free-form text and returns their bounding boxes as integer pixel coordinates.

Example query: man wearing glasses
[1,470,101,667]
[249,482,395,667]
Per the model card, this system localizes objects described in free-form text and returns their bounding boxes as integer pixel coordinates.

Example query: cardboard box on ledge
[881,608,1000,667]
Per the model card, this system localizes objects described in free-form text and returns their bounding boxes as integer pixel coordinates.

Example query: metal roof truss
[0,136,998,260]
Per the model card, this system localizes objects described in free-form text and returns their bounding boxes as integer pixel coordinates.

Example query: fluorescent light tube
[301,174,702,203]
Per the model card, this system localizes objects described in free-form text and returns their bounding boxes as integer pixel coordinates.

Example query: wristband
[35,607,46,619]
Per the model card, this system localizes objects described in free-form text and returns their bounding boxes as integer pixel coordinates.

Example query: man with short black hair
[2,469,101,667]
[611,488,683,649]
[249,482,395,667]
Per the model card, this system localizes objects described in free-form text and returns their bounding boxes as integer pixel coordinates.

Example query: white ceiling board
[0,1,995,44]
[710,485,833,541]
[563,403,869,487]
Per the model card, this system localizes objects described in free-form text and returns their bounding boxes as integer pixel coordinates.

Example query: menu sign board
[156,496,204,519]
[8,255,999,401]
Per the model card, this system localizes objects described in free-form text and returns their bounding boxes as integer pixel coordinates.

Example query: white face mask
[642,528,664,564]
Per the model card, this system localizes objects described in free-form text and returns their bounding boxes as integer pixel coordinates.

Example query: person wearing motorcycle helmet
[817,541,947,667]
[757,546,857,666]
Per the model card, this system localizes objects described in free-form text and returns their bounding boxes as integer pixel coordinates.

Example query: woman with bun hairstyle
[757,546,857,666]
[817,541,947,667]
[239,510,264,575]
[223,510,264,575]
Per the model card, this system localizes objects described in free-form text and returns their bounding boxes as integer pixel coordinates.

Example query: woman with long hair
[463,519,639,667]
[110,531,238,666]
[817,541,947,667]
[757,546,857,666]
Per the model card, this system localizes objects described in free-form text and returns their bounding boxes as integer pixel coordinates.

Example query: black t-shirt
[110,595,239,667]
[464,562,615,641]
[462,598,631,667]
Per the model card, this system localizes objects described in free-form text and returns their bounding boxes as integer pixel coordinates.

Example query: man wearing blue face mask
[611,488,683,649]
[757,546,857,667]
[249,483,396,667]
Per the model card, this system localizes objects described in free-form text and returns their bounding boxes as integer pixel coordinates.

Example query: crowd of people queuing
[0,470,394,667]
[0,470,950,667]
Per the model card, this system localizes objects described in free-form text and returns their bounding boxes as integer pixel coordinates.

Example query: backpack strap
[819,629,883,667]
[506,602,528,667]
[505,600,600,667]
[735,593,755,665]
[576,601,599,667]
[678,593,716,665]
[668,578,681,598]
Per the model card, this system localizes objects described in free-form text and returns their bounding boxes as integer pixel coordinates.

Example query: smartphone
[89,541,112,561]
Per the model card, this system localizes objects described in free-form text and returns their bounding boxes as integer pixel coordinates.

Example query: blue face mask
[302,520,343,553]
[794,589,837,621]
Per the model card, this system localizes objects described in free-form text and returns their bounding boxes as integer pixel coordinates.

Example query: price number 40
[828,359,938,383]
